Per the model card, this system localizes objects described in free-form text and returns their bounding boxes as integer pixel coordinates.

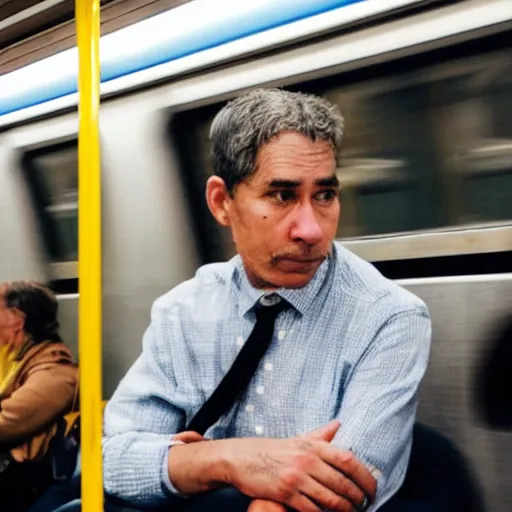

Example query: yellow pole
[76,0,103,510]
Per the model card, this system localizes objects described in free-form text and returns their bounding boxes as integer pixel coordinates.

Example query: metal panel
[343,224,512,262]
[50,261,78,280]
[57,293,78,358]
[98,94,200,396]
[401,275,512,512]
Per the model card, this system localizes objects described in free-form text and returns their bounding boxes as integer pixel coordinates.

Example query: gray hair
[210,88,344,194]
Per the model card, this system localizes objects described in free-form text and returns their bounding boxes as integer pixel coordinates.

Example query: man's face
[210,131,340,289]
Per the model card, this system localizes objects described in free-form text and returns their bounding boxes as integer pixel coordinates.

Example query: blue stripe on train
[0,0,364,117]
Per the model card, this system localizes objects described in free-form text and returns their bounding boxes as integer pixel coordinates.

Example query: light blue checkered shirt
[103,242,431,510]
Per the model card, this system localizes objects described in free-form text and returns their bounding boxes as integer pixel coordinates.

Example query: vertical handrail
[76,0,103,510]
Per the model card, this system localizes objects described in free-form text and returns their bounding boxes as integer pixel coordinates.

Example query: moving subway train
[1,0,512,509]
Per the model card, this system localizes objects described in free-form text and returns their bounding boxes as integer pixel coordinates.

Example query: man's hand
[168,421,376,511]
[223,420,376,512]
[247,421,342,512]
[173,431,290,512]
[246,421,375,512]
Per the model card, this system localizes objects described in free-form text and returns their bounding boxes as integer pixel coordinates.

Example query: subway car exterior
[1,0,511,509]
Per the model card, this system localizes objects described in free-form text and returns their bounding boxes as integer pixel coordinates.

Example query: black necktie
[186,297,286,435]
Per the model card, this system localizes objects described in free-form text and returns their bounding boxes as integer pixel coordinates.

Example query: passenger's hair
[2,281,61,343]
[210,88,344,194]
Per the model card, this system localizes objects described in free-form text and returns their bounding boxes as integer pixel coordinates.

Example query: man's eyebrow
[266,179,302,188]
[316,176,340,187]
[265,176,339,188]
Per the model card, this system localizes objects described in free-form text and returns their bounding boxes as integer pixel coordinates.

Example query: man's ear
[206,176,232,227]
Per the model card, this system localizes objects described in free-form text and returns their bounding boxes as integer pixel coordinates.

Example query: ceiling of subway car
[0,0,191,74]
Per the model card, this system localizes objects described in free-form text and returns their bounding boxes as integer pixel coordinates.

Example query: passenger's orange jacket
[0,340,78,463]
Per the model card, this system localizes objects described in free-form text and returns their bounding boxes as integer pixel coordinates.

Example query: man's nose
[289,202,324,245]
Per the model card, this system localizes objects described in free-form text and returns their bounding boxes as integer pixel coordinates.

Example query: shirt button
[264,362,273,371]
[255,425,264,435]
[245,404,255,413]
[367,464,382,479]
[236,336,244,347]
[256,385,264,395]
[278,330,286,341]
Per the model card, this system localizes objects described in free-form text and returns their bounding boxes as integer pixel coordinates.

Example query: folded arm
[331,305,432,510]
[102,302,189,507]
[244,305,431,512]
[103,299,258,507]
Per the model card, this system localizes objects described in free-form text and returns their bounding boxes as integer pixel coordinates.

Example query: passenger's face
[208,132,340,289]
[0,289,24,347]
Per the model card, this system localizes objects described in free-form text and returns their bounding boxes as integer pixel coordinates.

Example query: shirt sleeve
[331,305,432,510]
[102,300,188,508]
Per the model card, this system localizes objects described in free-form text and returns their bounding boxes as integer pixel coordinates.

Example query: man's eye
[316,190,337,203]
[270,190,295,204]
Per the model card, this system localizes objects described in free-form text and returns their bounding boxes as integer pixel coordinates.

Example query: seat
[475,317,512,430]
[26,401,109,512]
[381,423,485,512]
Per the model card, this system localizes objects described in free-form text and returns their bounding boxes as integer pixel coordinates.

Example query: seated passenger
[103,89,432,512]
[0,281,78,511]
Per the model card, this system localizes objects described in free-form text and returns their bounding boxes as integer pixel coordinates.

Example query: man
[103,88,431,512]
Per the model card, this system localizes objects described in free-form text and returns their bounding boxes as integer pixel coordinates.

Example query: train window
[21,141,78,264]
[170,38,512,263]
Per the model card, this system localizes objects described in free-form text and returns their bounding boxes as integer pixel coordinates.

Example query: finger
[302,420,341,442]
[297,474,357,512]
[308,458,365,508]
[315,444,377,502]
[287,491,323,512]
[173,431,204,443]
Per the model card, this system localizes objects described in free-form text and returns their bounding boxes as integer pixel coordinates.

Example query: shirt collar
[232,246,335,317]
